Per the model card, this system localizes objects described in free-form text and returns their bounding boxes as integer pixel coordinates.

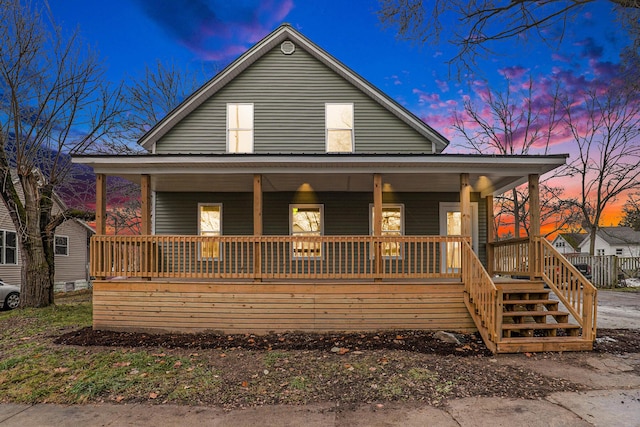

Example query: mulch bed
[55,327,640,355]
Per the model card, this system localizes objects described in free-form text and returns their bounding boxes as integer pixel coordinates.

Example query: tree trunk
[589,226,597,256]
[512,188,520,238]
[20,234,55,307]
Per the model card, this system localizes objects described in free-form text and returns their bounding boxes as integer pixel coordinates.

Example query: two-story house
[73,24,596,353]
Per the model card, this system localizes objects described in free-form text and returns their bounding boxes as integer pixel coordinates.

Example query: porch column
[486,195,495,276]
[253,174,263,281]
[95,173,106,235]
[95,173,106,280]
[140,174,151,235]
[460,173,472,238]
[529,174,540,278]
[373,173,383,278]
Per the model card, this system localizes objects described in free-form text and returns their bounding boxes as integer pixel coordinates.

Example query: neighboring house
[73,24,596,353]
[0,179,94,291]
[577,227,640,257]
[550,233,587,255]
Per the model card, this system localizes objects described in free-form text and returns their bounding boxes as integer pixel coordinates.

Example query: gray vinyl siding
[156,44,433,154]
[53,220,91,283]
[0,207,90,287]
[155,191,487,266]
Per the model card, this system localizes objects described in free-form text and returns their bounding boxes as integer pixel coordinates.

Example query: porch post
[140,174,152,279]
[529,174,540,278]
[95,173,106,280]
[95,173,106,235]
[486,195,495,276]
[460,173,472,238]
[253,174,263,281]
[140,174,151,235]
[373,173,383,278]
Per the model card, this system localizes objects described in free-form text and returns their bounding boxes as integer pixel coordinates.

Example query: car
[572,263,592,280]
[0,279,20,310]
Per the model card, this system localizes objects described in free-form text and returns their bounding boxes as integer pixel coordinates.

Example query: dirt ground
[46,290,640,408]
[56,327,640,355]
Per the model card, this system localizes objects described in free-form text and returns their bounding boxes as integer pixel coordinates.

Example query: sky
[48,0,635,228]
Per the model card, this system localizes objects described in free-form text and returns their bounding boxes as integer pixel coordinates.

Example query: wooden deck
[93,279,475,334]
[89,235,597,354]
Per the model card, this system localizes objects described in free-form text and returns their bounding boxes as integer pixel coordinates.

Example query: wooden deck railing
[90,235,468,280]
[538,237,597,341]
[490,236,597,342]
[462,240,500,351]
[490,237,531,276]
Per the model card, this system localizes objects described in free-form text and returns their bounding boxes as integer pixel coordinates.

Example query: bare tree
[95,61,209,235]
[378,0,640,75]
[0,0,122,307]
[620,193,640,230]
[124,60,210,142]
[452,76,576,237]
[562,87,640,254]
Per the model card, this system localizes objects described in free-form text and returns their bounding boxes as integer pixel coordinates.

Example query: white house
[577,227,640,257]
[550,233,586,255]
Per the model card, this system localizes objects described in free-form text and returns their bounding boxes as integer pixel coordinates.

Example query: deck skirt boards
[92,280,475,334]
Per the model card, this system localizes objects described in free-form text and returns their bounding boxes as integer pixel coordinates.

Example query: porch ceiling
[72,153,568,197]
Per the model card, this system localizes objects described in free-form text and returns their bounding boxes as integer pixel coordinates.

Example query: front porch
[90,234,597,353]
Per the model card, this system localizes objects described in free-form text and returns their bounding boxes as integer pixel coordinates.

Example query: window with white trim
[227,103,253,153]
[615,248,623,256]
[198,204,222,259]
[370,204,404,258]
[597,249,605,256]
[0,230,17,265]
[54,235,69,256]
[326,103,354,152]
[555,241,565,248]
[290,204,323,258]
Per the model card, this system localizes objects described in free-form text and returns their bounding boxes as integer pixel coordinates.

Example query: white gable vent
[281,40,295,55]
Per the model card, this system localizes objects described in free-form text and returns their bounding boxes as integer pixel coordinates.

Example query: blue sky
[50,1,629,141]
[50,1,633,223]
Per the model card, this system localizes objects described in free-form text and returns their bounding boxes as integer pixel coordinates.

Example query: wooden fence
[565,254,640,288]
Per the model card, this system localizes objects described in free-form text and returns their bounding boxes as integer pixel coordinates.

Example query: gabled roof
[591,227,640,246]
[138,24,449,153]
[556,233,587,251]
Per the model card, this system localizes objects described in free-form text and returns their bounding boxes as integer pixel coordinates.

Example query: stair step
[500,336,586,343]
[502,322,580,331]
[502,299,558,306]
[502,310,569,318]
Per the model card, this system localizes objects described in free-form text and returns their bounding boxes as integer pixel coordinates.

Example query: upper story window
[555,241,565,248]
[597,249,605,256]
[326,103,353,152]
[227,103,253,153]
[198,204,222,259]
[0,230,17,265]
[615,248,623,256]
[290,204,323,258]
[54,235,69,256]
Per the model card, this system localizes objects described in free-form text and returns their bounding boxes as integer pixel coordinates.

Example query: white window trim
[325,103,354,153]
[54,235,69,257]
[289,204,324,259]
[369,203,405,259]
[226,103,254,153]
[0,229,17,265]
[197,203,222,260]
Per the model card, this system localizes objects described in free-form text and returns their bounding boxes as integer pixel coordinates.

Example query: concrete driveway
[596,290,640,329]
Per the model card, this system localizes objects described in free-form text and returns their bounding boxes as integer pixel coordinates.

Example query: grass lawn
[0,289,612,408]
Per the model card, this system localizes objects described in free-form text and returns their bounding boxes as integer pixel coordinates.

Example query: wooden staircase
[494,280,593,353]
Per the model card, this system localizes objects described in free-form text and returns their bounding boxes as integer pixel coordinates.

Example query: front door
[439,202,478,273]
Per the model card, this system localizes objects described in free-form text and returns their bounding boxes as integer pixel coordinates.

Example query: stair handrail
[537,237,598,341]
[462,240,502,348]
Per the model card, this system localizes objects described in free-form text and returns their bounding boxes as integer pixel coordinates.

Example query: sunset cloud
[133,0,294,61]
